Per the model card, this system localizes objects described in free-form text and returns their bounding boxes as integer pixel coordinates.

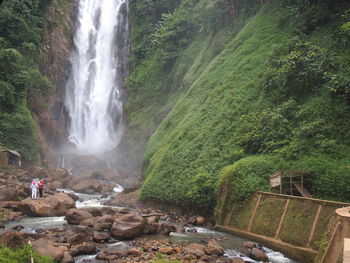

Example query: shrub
[219,155,283,203]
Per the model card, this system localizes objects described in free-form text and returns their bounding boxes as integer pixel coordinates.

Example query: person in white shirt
[31,179,38,199]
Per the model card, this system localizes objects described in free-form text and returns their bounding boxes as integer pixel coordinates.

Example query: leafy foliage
[0,0,52,161]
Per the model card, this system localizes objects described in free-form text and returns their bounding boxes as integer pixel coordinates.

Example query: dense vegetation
[0,0,52,162]
[0,245,53,263]
[127,0,350,212]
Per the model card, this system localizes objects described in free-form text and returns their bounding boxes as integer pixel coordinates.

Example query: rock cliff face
[29,0,76,166]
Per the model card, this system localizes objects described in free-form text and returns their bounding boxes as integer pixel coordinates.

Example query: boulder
[16,193,75,217]
[70,242,96,257]
[146,215,159,224]
[65,209,93,225]
[50,180,63,189]
[64,192,79,201]
[242,241,257,249]
[185,243,206,257]
[43,193,76,215]
[93,232,109,243]
[50,168,70,182]
[28,166,50,179]
[0,187,20,201]
[101,184,114,194]
[16,199,51,217]
[143,222,158,234]
[32,238,68,261]
[110,213,146,239]
[0,231,25,248]
[250,248,269,261]
[84,206,117,217]
[195,216,206,226]
[70,179,102,194]
[93,215,115,231]
[206,240,224,256]
[62,252,74,263]
[157,222,176,235]
[66,226,94,245]
[80,217,97,228]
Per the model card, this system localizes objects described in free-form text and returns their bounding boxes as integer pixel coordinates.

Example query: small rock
[159,246,173,255]
[196,216,206,226]
[127,247,142,256]
[185,227,197,233]
[11,225,24,231]
[201,255,215,262]
[184,254,197,260]
[237,247,250,257]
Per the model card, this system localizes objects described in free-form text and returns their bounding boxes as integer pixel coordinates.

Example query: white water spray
[65,0,129,154]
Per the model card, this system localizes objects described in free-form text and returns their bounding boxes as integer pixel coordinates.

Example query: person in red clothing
[38,178,44,198]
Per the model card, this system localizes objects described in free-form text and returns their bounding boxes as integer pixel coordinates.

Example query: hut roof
[0,148,21,157]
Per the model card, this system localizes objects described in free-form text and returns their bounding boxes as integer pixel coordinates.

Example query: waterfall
[65,0,129,154]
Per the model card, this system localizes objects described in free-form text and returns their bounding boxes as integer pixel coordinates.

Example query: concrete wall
[215,191,350,263]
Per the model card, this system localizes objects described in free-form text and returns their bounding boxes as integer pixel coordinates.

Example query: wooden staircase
[293,181,312,198]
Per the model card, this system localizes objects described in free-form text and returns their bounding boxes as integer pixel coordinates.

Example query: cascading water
[65,0,129,154]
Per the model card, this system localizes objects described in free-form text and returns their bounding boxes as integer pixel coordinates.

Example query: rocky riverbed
[0,166,298,263]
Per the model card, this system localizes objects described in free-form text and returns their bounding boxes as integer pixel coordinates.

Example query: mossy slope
[127,1,350,211]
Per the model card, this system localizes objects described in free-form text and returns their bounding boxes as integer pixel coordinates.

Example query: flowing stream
[65,0,129,154]
[5,188,299,263]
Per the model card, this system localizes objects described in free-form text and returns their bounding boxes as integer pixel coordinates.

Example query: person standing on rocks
[38,178,44,198]
[31,179,38,199]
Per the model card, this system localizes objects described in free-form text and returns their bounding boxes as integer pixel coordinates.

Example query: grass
[251,197,286,237]
[0,245,53,263]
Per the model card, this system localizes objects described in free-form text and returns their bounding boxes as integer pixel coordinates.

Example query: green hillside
[127,0,350,211]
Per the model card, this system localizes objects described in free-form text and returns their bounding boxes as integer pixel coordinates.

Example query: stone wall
[215,191,350,262]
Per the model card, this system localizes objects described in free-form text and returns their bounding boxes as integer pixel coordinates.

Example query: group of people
[31,178,45,199]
